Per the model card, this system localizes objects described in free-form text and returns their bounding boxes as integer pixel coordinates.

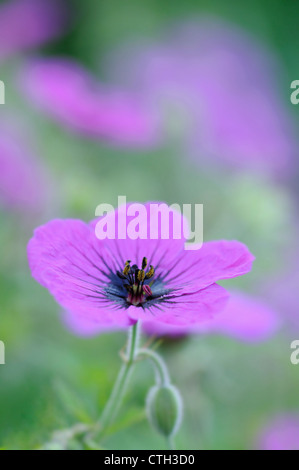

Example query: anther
[137,270,145,282]
[123,265,130,276]
[146,265,155,279]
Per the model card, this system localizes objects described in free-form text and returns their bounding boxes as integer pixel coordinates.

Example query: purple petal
[0,0,66,61]
[91,202,189,270]
[142,291,280,342]
[127,284,229,326]
[162,240,255,293]
[257,414,299,450]
[0,124,46,211]
[28,219,133,329]
[63,309,126,337]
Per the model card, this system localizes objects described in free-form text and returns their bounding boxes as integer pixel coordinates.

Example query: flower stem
[167,436,175,450]
[137,348,170,386]
[96,322,140,440]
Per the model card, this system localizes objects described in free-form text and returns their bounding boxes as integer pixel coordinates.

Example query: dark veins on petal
[104,256,175,309]
[59,243,182,311]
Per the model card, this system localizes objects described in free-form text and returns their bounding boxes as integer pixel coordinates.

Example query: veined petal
[159,240,255,292]
[142,291,280,342]
[28,219,132,328]
[127,284,229,326]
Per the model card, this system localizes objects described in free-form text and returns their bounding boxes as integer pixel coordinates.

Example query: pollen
[118,257,156,307]
[137,270,145,282]
[123,260,131,276]
[146,265,155,279]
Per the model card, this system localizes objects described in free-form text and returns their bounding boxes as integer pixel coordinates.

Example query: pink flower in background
[21,58,159,147]
[257,414,299,450]
[0,0,66,62]
[107,18,296,175]
[142,291,280,343]
[0,124,45,211]
[28,203,254,331]
[266,254,299,332]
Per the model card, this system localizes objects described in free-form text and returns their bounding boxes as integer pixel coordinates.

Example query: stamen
[146,265,155,279]
[137,270,145,282]
[123,260,131,276]
[117,271,127,279]
[117,256,156,306]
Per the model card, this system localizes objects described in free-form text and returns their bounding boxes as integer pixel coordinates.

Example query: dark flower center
[117,257,155,306]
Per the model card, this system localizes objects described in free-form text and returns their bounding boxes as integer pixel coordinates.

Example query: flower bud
[146,384,183,438]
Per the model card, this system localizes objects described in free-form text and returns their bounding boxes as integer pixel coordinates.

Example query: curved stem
[137,348,170,386]
[95,322,140,440]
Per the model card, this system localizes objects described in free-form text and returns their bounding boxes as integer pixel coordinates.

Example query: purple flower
[21,58,159,147]
[28,203,254,331]
[257,414,299,450]
[265,255,299,332]
[0,124,45,211]
[0,0,66,62]
[107,18,296,175]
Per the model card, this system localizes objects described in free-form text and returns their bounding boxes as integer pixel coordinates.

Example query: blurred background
[0,0,299,450]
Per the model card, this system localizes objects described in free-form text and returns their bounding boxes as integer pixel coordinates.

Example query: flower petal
[21,58,158,147]
[92,201,189,270]
[257,414,299,450]
[142,291,280,342]
[160,240,255,292]
[28,219,133,329]
[127,283,229,326]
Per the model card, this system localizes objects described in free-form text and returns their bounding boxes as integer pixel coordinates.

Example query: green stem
[137,348,170,386]
[95,322,140,440]
[167,436,175,450]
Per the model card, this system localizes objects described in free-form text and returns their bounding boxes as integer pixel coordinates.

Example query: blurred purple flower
[0,0,66,62]
[267,264,299,333]
[28,203,254,331]
[107,18,296,175]
[0,124,45,211]
[21,58,159,147]
[257,414,299,450]
[142,291,280,342]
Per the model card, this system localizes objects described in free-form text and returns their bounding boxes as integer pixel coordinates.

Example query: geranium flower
[106,18,296,176]
[21,58,158,147]
[0,0,66,62]
[257,414,299,450]
[0,123,45,211]
[28,203,254,330]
